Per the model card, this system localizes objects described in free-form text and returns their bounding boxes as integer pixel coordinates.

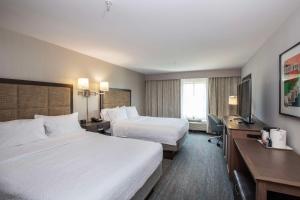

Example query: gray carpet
[148,133,234,200]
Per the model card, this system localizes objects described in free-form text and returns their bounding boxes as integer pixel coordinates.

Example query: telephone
[91,117,102,123]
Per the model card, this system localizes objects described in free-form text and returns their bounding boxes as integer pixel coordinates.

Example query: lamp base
[79,119,86,124]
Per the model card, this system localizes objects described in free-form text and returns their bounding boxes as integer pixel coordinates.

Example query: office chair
[207,114,224,147]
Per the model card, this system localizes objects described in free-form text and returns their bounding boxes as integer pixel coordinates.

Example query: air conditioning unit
[189,120,207,132]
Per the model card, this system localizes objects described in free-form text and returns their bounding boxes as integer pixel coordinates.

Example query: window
[181,78,208,121]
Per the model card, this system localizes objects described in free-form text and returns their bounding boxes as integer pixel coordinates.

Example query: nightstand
[80,121,111,136]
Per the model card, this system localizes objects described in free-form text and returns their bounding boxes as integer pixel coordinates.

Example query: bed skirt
[162,132,188,152]
[131,162,162,200]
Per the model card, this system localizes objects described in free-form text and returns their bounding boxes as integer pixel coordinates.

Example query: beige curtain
[145,80,180,118]
[208,77,241,119]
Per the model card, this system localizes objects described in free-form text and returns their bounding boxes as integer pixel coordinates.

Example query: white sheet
[111,116,189,145]
[0,132,162,200]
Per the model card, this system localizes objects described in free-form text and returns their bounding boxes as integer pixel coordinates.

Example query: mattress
[0,132,162,200]
[111,116,189,145]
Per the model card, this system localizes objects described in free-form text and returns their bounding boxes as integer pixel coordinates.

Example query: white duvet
[0,132,162,200]
[111,116,189,145]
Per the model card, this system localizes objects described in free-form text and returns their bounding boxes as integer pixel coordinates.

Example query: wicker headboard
[0,78,73,122]
[102,88,131,109]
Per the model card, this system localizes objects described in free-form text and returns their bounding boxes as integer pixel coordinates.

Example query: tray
[257,140,293,150]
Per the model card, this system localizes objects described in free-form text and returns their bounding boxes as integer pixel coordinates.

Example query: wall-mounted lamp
[228,96,238,116]
[77,78,110,121]
[100,81,109,93]
[77,78,97,122]
[229,96,238,105]
[77,78,91,97]
[77,78,100,97]
[99,81,109,112]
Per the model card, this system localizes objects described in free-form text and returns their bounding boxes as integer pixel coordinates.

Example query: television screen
[238,79,252,123]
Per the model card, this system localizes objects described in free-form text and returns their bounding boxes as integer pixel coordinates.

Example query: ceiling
[0,0,300,74]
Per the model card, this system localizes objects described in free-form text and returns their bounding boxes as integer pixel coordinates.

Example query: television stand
[232,117,255,124]
[239,119,255,125]
[222,116,267,178]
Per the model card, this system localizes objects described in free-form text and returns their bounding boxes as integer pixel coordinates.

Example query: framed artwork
[279,42,300,118]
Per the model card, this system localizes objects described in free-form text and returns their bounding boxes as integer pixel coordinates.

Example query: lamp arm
[86,97,89,122]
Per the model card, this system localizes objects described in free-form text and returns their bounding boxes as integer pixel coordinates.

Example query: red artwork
[283,53,300,107]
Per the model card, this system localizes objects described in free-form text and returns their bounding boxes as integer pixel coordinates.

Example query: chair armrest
[217,124,224,128]
[216,124,224,132]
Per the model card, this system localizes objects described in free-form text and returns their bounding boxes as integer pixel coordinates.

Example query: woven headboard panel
[0,78,73,122]
[102,88,131,108]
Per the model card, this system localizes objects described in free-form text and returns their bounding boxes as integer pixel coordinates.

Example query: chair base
[208,135,222,147]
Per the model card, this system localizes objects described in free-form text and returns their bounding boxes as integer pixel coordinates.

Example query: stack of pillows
[0,113,84,148]
[35,112,84,137]
[0,107,139,148]
[101,106,139,124]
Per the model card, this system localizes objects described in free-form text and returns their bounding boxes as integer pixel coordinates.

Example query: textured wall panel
[49,107,71,116]
[0,84,17,109]
[0,80,72,122]
[49,87,70,107]
[18,85,48,108]
[18,108,48,119]
[103,89,131,108]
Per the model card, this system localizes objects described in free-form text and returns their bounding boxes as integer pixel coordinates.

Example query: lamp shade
[78,78,89,90]
[100,81,109,92]
[229,96,238,105]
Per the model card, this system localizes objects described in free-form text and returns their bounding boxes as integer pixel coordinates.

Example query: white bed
[0,132,162,200]
[111,116,189,146]
[101,107,189,152]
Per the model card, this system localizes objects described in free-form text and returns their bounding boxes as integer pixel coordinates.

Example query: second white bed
[111,116,189,146]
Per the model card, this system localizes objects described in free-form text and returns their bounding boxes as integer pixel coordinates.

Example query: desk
[223,116,266,178]
[235,139,300,200]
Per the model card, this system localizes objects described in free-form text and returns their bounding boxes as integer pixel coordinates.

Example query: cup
[261,130,269,145]
[270,129,287,149]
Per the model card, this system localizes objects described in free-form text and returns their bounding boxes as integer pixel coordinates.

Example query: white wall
[242,8,300,154]
[0,28,145,120]
[146,68,241,80]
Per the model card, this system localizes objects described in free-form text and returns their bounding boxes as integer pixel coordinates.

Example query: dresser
[234,139,300,200]
[223,116,300,200]
[223,116,266,178]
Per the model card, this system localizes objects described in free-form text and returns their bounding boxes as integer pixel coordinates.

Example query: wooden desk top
[235,139,300,188]
[223,116,266,132]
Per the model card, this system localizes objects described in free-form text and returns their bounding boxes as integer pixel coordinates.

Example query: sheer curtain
[181,78,208,121]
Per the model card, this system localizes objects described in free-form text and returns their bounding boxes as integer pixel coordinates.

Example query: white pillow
[120,106,128,116]
[35,112,83,137]
[101,107,123,121]
[107,107,128,124]
[0,118,47,148]
[100,108,112,121]
[125,106,139,118]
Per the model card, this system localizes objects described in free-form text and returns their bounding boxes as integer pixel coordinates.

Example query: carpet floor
[148,133,234,200]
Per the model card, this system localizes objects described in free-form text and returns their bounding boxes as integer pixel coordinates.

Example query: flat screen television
[238,79,253,124]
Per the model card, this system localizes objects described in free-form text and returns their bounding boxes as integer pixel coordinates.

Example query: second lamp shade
[100,81,109,92]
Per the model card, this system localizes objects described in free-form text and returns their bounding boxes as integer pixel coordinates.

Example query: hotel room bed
[111,116,189,151]
[101,88,189,153]
[0,132,163,200]
[0,78,163,200]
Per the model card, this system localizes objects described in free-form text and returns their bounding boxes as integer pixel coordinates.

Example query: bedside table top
[80,121,110,136]
[80,121,110,128]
